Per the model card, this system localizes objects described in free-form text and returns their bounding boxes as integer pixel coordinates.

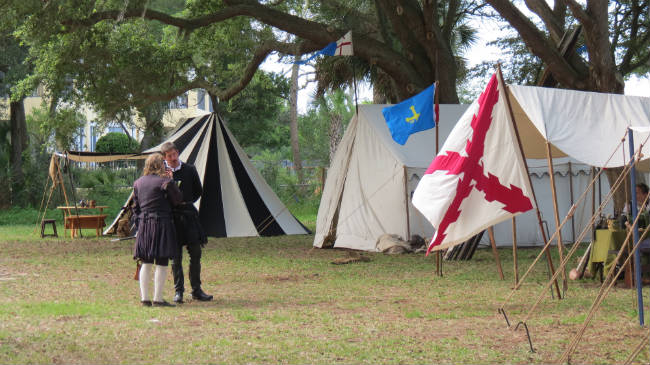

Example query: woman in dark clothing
[133,153,182,307]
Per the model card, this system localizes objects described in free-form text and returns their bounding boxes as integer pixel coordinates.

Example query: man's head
[161,141,180,168]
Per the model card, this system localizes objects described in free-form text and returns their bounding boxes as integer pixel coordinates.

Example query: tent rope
[34,179,54,234]
[256,205,289,234]
[623,329,650,365]
[558,186,650,363]
[517,145,640,326]
[499,131,629,309]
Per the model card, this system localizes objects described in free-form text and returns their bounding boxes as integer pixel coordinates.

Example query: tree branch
[564,0,589,25]
[523,0,564,42]
[485,0,585,89]
[214,40,276,101]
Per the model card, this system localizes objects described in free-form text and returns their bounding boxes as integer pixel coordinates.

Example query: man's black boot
[173,291,183,303]
[191,288,213,301]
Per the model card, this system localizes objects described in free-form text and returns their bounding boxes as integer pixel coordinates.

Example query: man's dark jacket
[172,163,207,246]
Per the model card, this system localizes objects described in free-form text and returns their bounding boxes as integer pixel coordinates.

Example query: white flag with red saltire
[412,73,535,254]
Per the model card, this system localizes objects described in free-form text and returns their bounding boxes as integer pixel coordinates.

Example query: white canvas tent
[314,104,471,251]
[106,113,309,237]
[315,87,650,252]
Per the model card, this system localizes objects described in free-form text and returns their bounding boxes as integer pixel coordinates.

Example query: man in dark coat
[161,141,213,303]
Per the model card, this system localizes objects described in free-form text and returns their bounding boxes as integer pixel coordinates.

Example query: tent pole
[65,155,83,238]
[512,217,519,285]
[568,162,576,243]
[545,141,567,296]
[577,166,597,280]
[488,226,504,280]
[497,65,561,299]
[627,128,644,326]
[592,167,596,226]
[352,63,359,116]
[403,166,411,242]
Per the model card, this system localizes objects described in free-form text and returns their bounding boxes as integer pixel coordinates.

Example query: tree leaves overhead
[2,0,484,106]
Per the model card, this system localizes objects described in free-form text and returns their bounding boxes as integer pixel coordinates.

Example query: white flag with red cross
[412,73,535,254]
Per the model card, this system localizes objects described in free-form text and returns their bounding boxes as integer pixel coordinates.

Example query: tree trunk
[289,58,304,185]
[373,87,387,104]
[208,92,219,114]
[328,113,343,164]
[9,98,26,205]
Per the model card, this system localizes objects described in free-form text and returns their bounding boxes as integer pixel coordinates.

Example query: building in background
[1,88,213,152]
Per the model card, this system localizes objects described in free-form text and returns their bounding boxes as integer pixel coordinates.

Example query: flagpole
[435,80,439,154]
[488,226,505,280]
[434,80,442,276]
[496,64,562,299]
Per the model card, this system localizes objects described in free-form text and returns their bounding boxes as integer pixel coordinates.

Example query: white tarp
[509,85,650,167]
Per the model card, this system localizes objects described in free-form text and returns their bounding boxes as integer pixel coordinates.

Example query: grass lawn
[0,224,648,364]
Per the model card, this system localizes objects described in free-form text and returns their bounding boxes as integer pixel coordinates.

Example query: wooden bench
[64,214,107,238]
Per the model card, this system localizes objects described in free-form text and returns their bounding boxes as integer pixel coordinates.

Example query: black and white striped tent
[106,113,309,237]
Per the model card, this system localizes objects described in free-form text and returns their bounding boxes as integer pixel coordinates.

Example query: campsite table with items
[588,229,633,288]
[57,206,108,238]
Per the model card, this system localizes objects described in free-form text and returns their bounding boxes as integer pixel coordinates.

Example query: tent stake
[488,226,504,280]
[545,141,567,296]
[515,321,535,353]
[497,65,561,299]
[498,307,511,327]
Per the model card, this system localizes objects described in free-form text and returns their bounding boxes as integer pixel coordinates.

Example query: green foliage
[300,89,354,165]
[222,72,291,154]
[94,132,139,154]
[27,104,86,151]
[0,30,31,100]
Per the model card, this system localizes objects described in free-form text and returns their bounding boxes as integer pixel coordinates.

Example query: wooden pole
[568,161,576,243]
[488,226,505,280]
[434,80,442,276]
[497,65,561,299]
[512,217,519,285]
[434,80,440,154]
[320,167,326,194]
[403,166,411,241]
[545,141,567,295]
[592,166,596,239]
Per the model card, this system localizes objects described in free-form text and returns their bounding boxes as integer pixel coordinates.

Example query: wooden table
[57,206,108,238]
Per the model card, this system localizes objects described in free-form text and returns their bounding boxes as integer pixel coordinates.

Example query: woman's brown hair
[143,153,166,177]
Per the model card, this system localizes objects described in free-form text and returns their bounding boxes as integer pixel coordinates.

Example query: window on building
[76,127,85,151]
[170,93,188,109]
[197,89,205,110]
[91,124,97,152]
[108,125,123,134]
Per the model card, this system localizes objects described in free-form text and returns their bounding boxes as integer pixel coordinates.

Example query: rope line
[499,132,629,308]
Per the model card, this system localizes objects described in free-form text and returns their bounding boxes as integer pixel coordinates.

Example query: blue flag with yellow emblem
[382,84,435,145]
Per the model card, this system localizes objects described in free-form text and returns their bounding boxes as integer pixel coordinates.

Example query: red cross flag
[412,73,535,255]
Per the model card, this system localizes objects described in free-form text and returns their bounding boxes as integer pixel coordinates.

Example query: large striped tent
[106,113,309,237]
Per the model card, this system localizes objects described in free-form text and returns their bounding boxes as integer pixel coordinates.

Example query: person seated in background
[622,182,650,229]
